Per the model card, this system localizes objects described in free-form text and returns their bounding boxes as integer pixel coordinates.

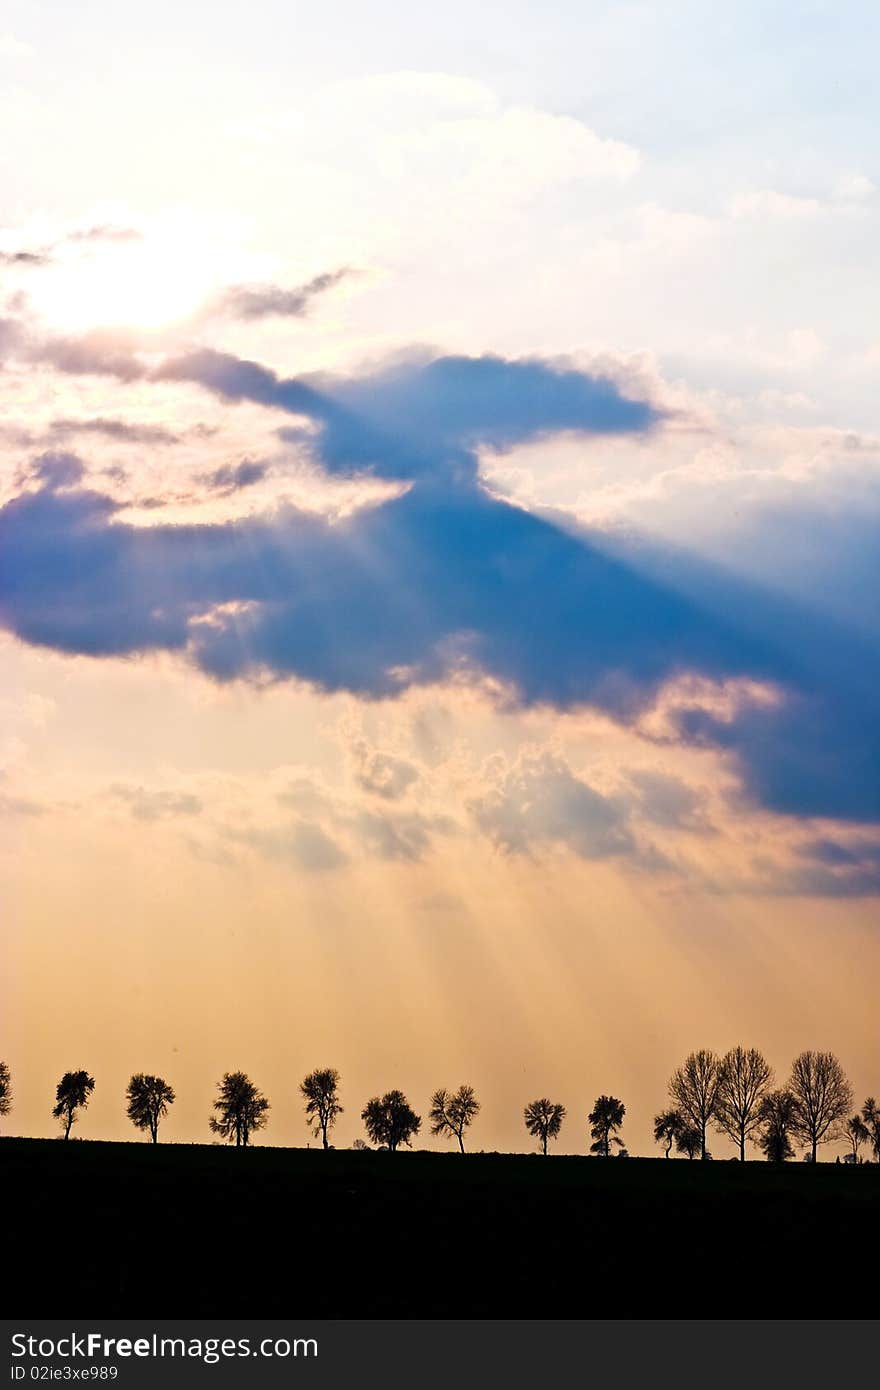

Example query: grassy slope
[3,1138,876,1316]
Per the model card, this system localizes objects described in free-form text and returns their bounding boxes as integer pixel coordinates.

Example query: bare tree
[361,1091,421,1152]
[429,1084,480,1153]
[0,1061,11,1128]
[714,1046,773,1161]
[126,1074,175,1143]
[757,1089,796,1162]
[524,1098,566,1155]
[653,1108,684,1158]
[210,1071,270,1147]
[787,1051,853,1163]
[53,1070,95,1139]
[588,1095,625,1157]
[844,1114,869,1164]
[300,1068,343,1150]
[668,1050,723,1160]
[861,1098,880,1162]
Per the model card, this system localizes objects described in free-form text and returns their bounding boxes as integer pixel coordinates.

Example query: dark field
[4,1138,876,1316]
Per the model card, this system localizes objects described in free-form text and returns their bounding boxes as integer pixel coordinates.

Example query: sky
[0,0,878,1158]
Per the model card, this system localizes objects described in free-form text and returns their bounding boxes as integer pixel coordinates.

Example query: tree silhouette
[429,1084,480,1153]
[668,1049,723,1160]
[861,1098,880,1162]
[787,1051,853,1163]
[714,1045,773,1161]
[588,1095,625,1157]
[361,1090,421,1152]
[844,1114,869,1164]
[676,1126,703,1160]
[209,1071,270,1147]
[757,1089,796,1162]
[300,1068,343,1150]
[0,1061,11,1128]
[524,1098,566,1155]
[125,1074,175,1143]
[52,1070,95,1139]
[653,1108,684,1158]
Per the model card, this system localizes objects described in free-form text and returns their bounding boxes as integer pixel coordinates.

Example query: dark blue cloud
[158,350,662,484]
[1,341,877,828]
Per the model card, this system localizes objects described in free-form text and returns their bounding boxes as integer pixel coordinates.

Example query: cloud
[48,417,181,446]
[65,225,141,245]
[28,451,86,490]
[158,349,662,485]
[38,328,145,381]
[749,835,880,899]
[0,33,33,58]
[350,740,420,800]
[350,808,448,862]
[0,336,877,825]
[111,784,203,820]
[626,768,710,830]
[198,460,268,493]
[229,819,348,872]
[0,316,25,359]
[0,249,49,267]
[470,750,638,860]
[206,269,351,321]
[0,791,44,817]
[0,224,141,272]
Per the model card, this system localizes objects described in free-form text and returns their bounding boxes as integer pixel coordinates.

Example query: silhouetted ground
[4,1138,876,1315]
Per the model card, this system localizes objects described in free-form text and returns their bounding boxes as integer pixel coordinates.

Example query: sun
[31,221,255,333]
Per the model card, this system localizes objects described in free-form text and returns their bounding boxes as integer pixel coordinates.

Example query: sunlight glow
[31,222,257,332]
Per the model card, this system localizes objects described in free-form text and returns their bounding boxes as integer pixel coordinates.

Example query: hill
[3,1138,875,1315]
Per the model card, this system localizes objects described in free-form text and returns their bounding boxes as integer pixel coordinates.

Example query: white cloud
[0,34,32,59]
[728,190,823,222]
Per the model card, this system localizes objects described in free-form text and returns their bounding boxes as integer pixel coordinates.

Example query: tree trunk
[458,1131,465,1155]
[322,1126,328,1151]
[740,1132,745,1163]
[65,1110,73,1140]
[812,1136,818,1163]
[542,1134,548,1156]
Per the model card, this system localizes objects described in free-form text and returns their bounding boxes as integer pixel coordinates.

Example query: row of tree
[0,1051,877,1162]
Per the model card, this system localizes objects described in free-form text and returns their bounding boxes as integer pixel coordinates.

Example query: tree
[714,1045,773,1161]
[209,1071,270,1147]
[844,1114,869,1164]
[524,1098,566,1156]
[653,1108,684,1158]
[361,1090,421,1152]
[668,1050,723,1160]
[861,1098,880,1162]
[787,1051,853,1163]
[53,1070,95,1139]
[588,1095,626,1157]
[757,1089,796,1163]
[676,1126,703,1160]
[300,1068,343,1150]
[429,1084,480,1154]
[0,1062,11,1127]
[126,1074,175,1143]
